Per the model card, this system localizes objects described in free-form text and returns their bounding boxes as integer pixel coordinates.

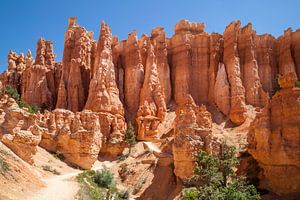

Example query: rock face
[208,33,223,105]
[223,21,247,125]
[0,50,27,91]
[1,19,300,197]
[0,95,41,164]
[254,34,277,94]
[171,20,207,105]
[238,23,268,107]
[123,32,145,121]
[21,38,61,110]
[85,21,127,156]
[136,42,167,140]
[151,27,172,104]
[2,18,299,126]
[173,95,212,181]
[85,22,124,115]
[278,28,297,76]
[292,29,300,78]
[248,72,300,196]
[37,109,102,169]
[214,63,230,115]
[56,17,96,112]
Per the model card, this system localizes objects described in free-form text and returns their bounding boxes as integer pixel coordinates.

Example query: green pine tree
[183,144,260,200]
[125,122,136,154]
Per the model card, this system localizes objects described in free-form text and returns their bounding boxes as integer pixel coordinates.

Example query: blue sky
[0,0,299,72]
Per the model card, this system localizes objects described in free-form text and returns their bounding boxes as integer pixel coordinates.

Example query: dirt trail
[26,161,111,200]
[27,171,81,200]
[143,142,161,153]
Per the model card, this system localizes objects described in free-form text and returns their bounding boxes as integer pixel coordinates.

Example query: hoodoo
[1,17,300,199]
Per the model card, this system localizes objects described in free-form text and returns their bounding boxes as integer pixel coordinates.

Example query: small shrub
[1,85,40,114]
[271,75,281,95]
[125,122,136,145]
[1,85,20,99]
[182,188,199,200]
[51,151,65,161]
[77,170,104,200]
[118,163,129,181]
[133,177,146,194]
[0,157,10,173]
[42,165,61,175]
[169,162,175,170]
[117,189,130,199]
[117,155,127,163]
[125,122,136,154]
[77,185,104,200]
[27,103,41,114]
[295,81,300,88]
[76,169,130,200]
[94,167,115,189]
[0,148,10,156]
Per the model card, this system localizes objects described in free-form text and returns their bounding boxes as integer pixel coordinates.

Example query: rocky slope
[1,18,300,199]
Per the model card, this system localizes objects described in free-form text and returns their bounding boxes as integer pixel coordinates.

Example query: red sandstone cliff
[1,18,300,198]
[248,72,300,197]
[56,17,96,112]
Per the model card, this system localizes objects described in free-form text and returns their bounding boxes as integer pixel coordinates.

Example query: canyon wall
[1,18,300,196]
[248,72,300,197]
[3,19,300,125]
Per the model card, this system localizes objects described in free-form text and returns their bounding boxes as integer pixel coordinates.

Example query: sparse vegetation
[0,157,10,174]
[0,148,10,157]
[118,163,135,182]
[183,144,260,200]
[295,80,300,88]
[0,148,10,174]
[0,85,40,114]
[117,155,127,163]
[42,165,61,175]
[133,177,147,194]
[76,168,129,200]
[169,162,175,170]
[94,167,115,188]
[117,189,130,199]
[118,163,129,181]
[77,170,105,200]
[271,75,281,96]
[125,122,136,154]
[51,151,65,161]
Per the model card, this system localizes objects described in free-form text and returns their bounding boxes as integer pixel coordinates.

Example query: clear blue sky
[0,0,299,72]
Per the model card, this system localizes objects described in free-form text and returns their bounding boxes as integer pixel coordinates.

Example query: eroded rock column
[136,42,167,141]
[238,24,268,107]
[151,27,172,104]
[56,17,96,112]
[123,32,144,121]
[173,95,212,181]
[21,38,61,110]
[223,21,247,125]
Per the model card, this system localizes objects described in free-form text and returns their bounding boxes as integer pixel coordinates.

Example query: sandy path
[26,161,112,200]
[26,171,81,200]
[143,142,161,153]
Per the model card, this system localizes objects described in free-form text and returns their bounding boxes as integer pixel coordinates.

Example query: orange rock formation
[248,72,300,196]
[1,18,300,197]
[173,95,212,181]
[0,95,41,164]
